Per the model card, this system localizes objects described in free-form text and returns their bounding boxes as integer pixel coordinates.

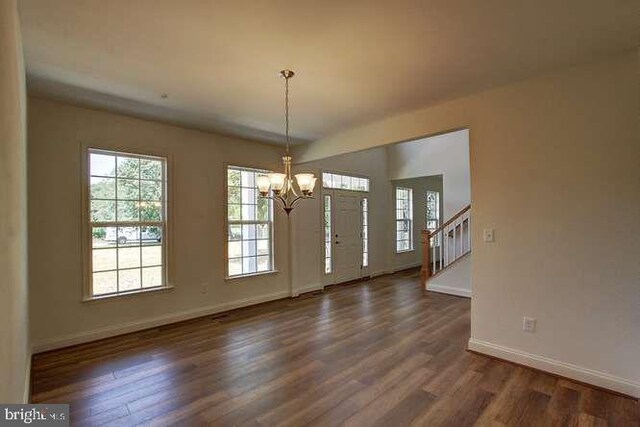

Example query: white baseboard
[292,283,324,297]
[468,338,640,398]
[393,262,422,273]
[427,283,471,298]
[371,269,393,278]
[32,290,291,353]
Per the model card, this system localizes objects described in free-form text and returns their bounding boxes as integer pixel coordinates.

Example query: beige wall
[296,51,640,396]
[387,129,470,219]
[0,0,30,403]
[28,97,291,350]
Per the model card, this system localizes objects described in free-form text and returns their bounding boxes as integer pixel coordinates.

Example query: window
[227,166,274,277]
[395,187,413,252]
[322,172,369,192]
[362,197,369,267]
[324,195,332,274]
[426,191,440,247]
[87,149,167,298]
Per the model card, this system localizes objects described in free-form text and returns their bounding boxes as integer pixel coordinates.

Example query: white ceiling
[19,0,638,144]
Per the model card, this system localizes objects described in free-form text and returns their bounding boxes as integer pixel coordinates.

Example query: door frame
[321,183,370,286]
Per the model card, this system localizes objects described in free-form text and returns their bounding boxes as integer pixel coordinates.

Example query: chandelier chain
[284,74,290,154]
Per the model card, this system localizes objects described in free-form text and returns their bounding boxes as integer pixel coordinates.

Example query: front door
[334,192,362,283]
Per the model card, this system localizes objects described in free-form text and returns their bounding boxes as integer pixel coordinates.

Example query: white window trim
[225,165,276,280]
[81,146,172,301]
[395,187,414,253]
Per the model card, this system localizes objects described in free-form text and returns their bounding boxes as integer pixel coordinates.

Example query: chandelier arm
[289,195,311,209]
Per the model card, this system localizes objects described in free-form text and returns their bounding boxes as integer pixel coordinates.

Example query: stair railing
[421,204,471,285]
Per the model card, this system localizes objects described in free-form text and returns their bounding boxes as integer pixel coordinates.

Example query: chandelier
[256,70,317,215]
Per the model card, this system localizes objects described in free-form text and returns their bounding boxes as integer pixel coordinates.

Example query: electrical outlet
[523,317,536,333]
[483,228,495,243]
[200,283,208,294]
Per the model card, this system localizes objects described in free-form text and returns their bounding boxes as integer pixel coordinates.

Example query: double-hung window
[426,190,440,247]
[226,166,274,277]
[395,187,413,252]
[87,149,168,298]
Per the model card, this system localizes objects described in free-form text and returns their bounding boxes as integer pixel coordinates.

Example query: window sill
[225,270,280,281]
[396,249,415,254]
[83,285,175,302]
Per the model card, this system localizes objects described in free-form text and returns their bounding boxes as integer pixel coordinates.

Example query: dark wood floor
[31,270,638,426]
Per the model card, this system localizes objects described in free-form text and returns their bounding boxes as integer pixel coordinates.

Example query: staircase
[420,204,471,286]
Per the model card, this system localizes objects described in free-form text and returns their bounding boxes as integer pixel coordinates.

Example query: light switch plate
[523,317,536,333]
[483,228,495,242]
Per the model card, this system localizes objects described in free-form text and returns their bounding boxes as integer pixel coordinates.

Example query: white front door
[334,192,362,283]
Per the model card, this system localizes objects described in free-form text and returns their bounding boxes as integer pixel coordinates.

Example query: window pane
[142,244,162,267]
[228,204,241,220]
[93,248,117,272]
[242,187,256,205]
[140,159,162,180]
[118,246,141,269]
[227,169,241,186]
[90,153,116,177]
[257,239,269,255]
[243,240,257,257]
[119,268,141,291]
[117,178,139,200]
[242,204,255,220]
[91,200,116,222]
[229,225,242,241]
[117,226,139,246]
[256,198,269,221]
[229,258,242,276]
[331,174,341,188]
[91,177,115,199]
[241,171,255,188]
[257,256,270,272]
[228,186,241,204]
[117,201,139,221]
[242,224,256,240]
[256,223,269,239]
[322,173,331,188]
[243,257,257,274]
[228,241,242,258]
[140,201,162,221]
[117,157,139,178]
[140,180,162,201]
[142,266,162,288]
[92,227,117,248]
[93,271,117,295]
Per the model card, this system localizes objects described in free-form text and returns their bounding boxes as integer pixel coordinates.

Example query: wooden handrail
[421,204,471,287]
[421,204,471,238]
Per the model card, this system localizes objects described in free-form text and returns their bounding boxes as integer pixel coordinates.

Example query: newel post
[420,230,431,286]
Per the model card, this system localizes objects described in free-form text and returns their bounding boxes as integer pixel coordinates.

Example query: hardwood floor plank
[30,270,638,426]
